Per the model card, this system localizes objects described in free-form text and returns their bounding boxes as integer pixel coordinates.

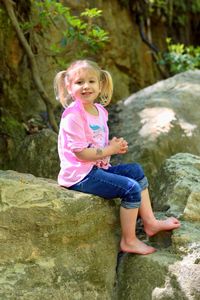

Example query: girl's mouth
[82,92,92,95]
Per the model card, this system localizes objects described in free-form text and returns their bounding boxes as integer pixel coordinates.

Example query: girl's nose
[83,82,89,89]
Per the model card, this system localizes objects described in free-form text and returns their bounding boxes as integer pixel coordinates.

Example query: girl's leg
[120,206,156,254]
[70,167,156,254]
[69,166,142,208]
[70,165,180,253]
[108,164,181,236]
[139,189,180,236]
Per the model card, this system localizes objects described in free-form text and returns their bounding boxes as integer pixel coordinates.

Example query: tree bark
[137,18,169,79]
[2,0,58,133]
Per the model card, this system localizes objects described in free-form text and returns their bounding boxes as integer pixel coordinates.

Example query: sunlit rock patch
[138,107,197,140]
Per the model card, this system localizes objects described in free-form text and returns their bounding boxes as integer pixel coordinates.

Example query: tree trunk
[2,0,58,133]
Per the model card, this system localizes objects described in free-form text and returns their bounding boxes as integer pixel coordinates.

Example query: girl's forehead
[70,67,99,79]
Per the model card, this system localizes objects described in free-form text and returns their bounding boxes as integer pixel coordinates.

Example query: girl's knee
[131,163,145,179]
[130,163,149,190]
[121,180,141,209]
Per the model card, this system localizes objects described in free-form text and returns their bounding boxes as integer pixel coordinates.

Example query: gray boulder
[109,70,200,181]
[152,152,200,219]
[7,71,200,183]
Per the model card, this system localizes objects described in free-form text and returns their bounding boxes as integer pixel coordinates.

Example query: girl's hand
[109,137,128,155]
[75,137,128,162]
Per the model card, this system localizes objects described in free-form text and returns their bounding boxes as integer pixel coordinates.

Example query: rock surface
[0,170,119,299]
[152,152,200,218]
[109,70,200,182]
[0,152,200,299]
[11,129,59,180]
[116,153,200,300]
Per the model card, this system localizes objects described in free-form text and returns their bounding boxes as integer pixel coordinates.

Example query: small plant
[158,38,200,74]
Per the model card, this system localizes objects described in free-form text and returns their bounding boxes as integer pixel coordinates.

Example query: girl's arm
[75,137,128,161]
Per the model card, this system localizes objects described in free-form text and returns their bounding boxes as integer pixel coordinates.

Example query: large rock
[115,153,200,300]
[1,153,200,299]
[11,129,59,180]
[0,170,120,300]
[109,70,200,182]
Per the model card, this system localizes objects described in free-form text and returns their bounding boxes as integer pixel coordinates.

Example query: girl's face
[67,67,101,105]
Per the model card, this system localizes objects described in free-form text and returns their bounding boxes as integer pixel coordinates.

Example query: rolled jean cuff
[138,176,148,190]
[121,200,141,209]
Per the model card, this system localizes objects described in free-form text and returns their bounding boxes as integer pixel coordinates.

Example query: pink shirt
[57,101,110,187]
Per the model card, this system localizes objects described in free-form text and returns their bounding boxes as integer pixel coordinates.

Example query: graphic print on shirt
[89,123,106,147]
[89,122,110,168]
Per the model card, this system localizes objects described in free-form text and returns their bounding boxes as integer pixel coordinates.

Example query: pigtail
[54,70,72,107]
[99,70,113,106]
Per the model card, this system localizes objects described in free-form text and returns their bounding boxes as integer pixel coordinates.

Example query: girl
[54,59,180,255]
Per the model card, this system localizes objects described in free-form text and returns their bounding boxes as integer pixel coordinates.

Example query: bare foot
[144,217,181,237]
[120,237,156,255]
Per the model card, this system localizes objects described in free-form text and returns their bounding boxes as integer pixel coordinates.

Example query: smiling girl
[54,59,180,255]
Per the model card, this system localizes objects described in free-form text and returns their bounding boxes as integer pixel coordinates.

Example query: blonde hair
[54,59,113,107]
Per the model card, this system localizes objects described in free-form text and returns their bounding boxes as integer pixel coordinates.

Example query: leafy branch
[28,1,109,64]
[158,38,200,74]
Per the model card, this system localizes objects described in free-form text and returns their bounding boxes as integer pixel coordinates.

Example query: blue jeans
[69,163,148,209]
